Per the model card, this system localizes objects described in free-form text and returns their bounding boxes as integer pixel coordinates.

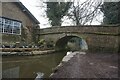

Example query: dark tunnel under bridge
[55,35,88,51]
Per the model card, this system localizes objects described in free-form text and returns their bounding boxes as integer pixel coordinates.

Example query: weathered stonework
[1,2,39,45]
[37,25,119,53]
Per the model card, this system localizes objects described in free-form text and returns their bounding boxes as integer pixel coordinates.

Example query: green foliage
[101,2,120,24]
[38,39,45,45]
[46,2,72,26]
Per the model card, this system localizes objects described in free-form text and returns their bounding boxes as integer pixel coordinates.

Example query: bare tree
[67,0,103,25]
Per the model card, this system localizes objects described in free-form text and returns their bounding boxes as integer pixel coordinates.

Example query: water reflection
[3,66,19,78]
[2,51,66,78]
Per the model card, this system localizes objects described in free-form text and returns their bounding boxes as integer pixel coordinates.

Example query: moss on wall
[2,34,21,45]
[1,2,39,45]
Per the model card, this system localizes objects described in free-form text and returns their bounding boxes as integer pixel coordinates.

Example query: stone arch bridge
[36,25,120,53]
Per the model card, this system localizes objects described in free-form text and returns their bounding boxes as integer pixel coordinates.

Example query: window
[0,17,2,33]
[0,17,21,35]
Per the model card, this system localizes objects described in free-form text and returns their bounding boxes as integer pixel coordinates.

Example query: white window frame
[0,17,2,32]
[0,17,21,35]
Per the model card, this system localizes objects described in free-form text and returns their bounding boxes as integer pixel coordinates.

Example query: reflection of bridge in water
[36,25,119,53]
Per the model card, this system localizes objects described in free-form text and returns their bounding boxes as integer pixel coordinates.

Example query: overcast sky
[19,0,50,28]
[19,0,103,28]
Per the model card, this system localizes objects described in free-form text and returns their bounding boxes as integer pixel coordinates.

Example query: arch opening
[55,35,88,51]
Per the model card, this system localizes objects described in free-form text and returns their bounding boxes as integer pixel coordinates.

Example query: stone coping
[0,50,55,56]
[40,25,120,30]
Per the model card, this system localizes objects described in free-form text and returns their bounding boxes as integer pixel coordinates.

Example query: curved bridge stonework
[37,25,120,53]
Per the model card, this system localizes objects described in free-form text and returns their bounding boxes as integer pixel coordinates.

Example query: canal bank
[50,52,118,78]
[0,48,56,56]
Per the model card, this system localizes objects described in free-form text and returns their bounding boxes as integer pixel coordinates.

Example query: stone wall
[1,2,37,45]
[39,25,119,53]
[39,25,119,35]
[86,34,119,53]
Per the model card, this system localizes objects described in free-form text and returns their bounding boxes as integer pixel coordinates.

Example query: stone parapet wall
[39,25,119,35]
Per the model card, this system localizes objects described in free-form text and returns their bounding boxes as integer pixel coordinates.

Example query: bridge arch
[39,26,119,53]
[55,35,88,51]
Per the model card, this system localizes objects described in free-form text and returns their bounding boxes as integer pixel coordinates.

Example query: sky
[19,0,103,29]
[20,0,51,28]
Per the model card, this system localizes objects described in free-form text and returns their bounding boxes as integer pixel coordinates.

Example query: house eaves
[15,2,40,24]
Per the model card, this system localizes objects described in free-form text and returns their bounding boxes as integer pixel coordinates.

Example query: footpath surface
[50,52,119,78]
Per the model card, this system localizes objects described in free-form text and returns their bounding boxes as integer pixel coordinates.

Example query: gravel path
[50,53,118,78]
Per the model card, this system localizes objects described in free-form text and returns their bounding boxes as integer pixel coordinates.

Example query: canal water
[2,51,67,78]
